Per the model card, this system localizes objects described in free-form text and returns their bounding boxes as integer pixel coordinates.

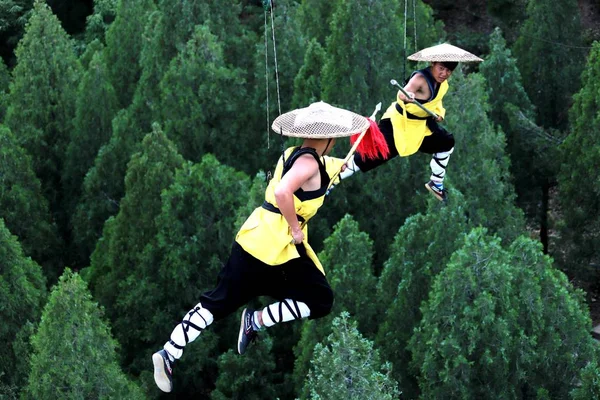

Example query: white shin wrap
[430,147,454,183]
[164,303,214,360]
[261,299,311,328]
[339,157,361,180]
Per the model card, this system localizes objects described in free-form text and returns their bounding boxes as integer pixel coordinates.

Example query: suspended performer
[340,43,483,202]
[152,102,380,393]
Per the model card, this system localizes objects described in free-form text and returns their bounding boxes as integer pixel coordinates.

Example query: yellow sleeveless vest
[382,79,448,156]
[235,147,345,275]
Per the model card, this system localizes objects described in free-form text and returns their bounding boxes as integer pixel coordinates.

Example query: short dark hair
[439,61,458,71]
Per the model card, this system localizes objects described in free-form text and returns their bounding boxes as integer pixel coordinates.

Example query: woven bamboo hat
[272,101,370,139]
[408,43,483,63]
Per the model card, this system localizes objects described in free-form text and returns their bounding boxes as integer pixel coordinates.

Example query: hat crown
[272,101,369,139]
[408,43,483,62]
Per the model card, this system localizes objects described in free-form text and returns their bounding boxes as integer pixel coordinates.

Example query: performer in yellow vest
[340,43,483,202]
[152,101,371,393]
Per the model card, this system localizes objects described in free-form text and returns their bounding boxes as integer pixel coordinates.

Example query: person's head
[430,61,457,83]
[271,101,370,156]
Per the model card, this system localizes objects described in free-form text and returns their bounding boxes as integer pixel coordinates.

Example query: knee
[308,286,334,319]
[446,134,455,150]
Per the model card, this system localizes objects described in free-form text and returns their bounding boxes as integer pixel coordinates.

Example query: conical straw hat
[272,101,370,139]
[408,43,483,63]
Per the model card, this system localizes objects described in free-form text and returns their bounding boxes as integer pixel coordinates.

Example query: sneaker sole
[425,183,445,202]
[152,352,173,393]
[237,308,247,355]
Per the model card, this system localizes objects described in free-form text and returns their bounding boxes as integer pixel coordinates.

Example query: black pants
[199,241,334,322]
[355,117,455,172]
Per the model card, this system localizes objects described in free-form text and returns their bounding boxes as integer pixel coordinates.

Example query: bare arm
[397,73,426,103]
[274,154,319,244]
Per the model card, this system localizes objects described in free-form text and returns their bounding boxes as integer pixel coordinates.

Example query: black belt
[262,201,305,223]
[395,103,429,120]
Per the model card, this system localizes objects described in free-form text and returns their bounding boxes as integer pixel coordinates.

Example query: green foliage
[293,215,377,395]
[375,193,468,397]
[103,0,155,108]
[322,0,404,113]
[24,269,145,400]
[159,24,241,163]
[571,361,600,400]
[63,50,118,237]
[411,228,598,399]
[84,0,117,45]
[0,125,62,280]
[5,0,81,226]
[292,38,326,108]
[301,312,400,400]
[0,56,8,121]
[211,336,278,400]
[86,126,184,355]
[512,0,585,129]
[0,0,33,63]
[0,218,46,391]
[557,41,600,278]
[444,68,525,242]
[296,0,340,46]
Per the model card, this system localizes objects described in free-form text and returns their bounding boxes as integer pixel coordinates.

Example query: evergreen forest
[1,0,600,399]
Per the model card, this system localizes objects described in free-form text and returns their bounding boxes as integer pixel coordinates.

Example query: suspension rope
[413,0,417,52]
[263,0,283,151]
[264,10,270,148]
[402,0,408,81]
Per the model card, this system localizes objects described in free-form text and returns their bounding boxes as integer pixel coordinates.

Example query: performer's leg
[420,120,455,200]
[339,118,398,180]
[163,242,260,360]
[237,244,333,354]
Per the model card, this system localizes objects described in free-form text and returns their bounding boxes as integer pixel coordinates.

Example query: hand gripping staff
[327,102,383,192]
[390,79,439,120]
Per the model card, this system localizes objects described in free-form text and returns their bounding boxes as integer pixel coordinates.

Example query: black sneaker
[237,308,258,355]
[152,349,174,393]
[425,181,448,203]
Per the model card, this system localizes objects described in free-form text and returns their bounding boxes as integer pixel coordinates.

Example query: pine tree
[24,269,144,400]
[0,218,46,391]
[211,337,278,400]
[570,361,600,400]
[0,0,34,65]
[443,68,525,242]
[63,50,118,237]
[293,215,378,395]
[375,193,468,397]
[103,0,155,108]
[301,312,400,400]
[5,0,81,230]
[0,125,62,281]
[292,38,326,108]
[322,0,405,114]
[295,0,340,46]
[410,228,598,398]
[557,41,600,278]
[512,0,585,129]
[84,0,117,45]
[85,125,184,355]
[159,24,242,164]
[0,57,9,121]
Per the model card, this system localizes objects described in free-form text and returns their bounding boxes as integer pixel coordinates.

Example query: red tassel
[350,118,390,161]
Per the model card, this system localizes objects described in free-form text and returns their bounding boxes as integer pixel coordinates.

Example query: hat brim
[272,104,370,139]
[408,43,483,63]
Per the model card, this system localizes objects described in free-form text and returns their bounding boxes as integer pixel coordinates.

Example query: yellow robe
[382,79,448,156]
[235,147,345,275]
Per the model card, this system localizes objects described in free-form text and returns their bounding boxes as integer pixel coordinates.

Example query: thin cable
[264,10,270,148]
[413,0,417,52]
[403,0,408,80]
[270,5,282,116]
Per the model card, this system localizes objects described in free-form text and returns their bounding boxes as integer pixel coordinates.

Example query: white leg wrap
[261,299,310,328]
[430,147,454,184]
[339,157,361,180]
[164,303,214,360]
